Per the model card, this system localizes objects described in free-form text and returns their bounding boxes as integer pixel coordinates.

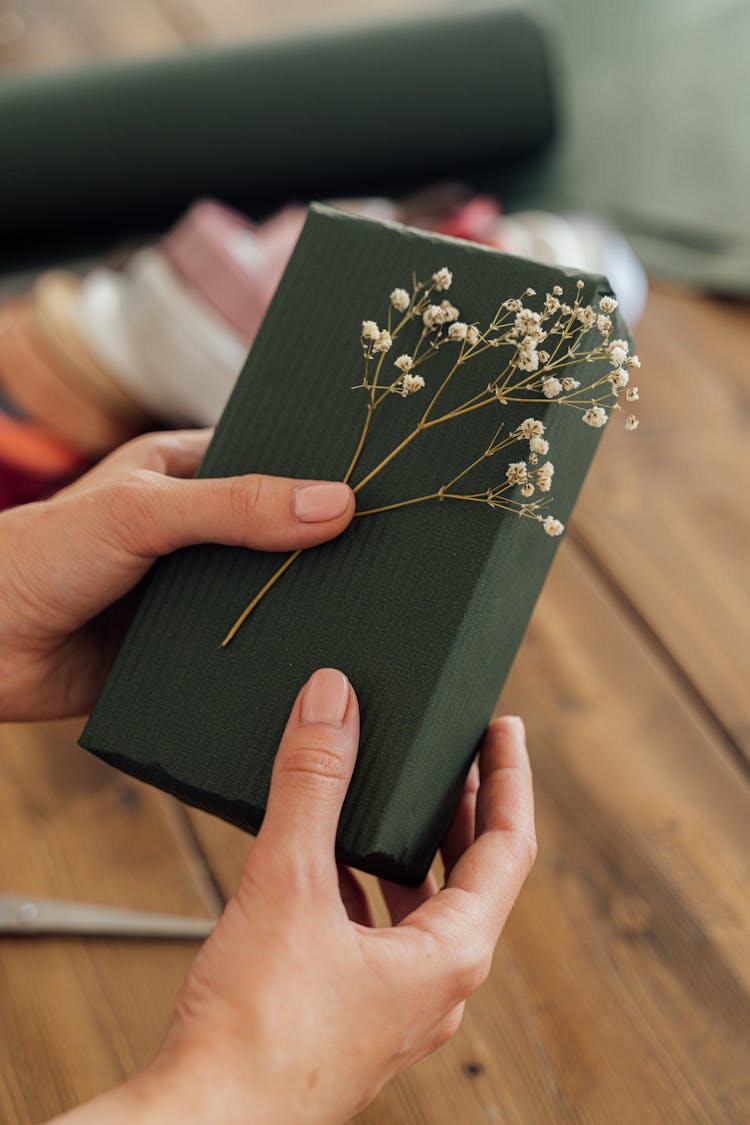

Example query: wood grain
[574,286,750,766]
[0,722,219,1124]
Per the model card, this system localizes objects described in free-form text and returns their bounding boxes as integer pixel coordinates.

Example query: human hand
[73,671,535,1125]
[0,431,354,721]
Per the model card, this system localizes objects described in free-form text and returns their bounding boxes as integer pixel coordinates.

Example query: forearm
[51,1053,272,1125]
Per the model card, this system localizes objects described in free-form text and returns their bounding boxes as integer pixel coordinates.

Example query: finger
[99,469,355,555]
[397,717,535,990]
[98,428,214,479]
[33,469,355,632]
[338,865,376,927]
[58,429,213,496]
[440,760,480,880]
[253,669,359,897]
[380,870,439,926]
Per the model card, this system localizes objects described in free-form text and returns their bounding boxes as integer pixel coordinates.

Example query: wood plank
[0,0,183,71]
[0,720,220,1124]
[574,286,750,766]
[189,538,750,1124]
[158,0,440,46]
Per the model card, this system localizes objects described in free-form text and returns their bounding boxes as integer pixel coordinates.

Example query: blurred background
[0,2,748,1122]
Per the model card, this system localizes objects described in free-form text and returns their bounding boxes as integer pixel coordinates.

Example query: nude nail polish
[300,668,349,727]
[293,482,350,522]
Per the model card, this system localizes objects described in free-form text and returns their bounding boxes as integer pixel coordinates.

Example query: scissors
[0,893,216,939]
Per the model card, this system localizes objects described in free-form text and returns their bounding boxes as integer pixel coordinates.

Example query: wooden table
[1,4,749,1122]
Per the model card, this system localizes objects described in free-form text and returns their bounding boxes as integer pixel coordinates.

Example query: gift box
[80,204,632,884]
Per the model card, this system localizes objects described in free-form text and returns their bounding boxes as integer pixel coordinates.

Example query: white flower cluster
[399,372,425,396]
[583,406,608,428]
[361,320,392,353]
[432,267,453,291]
[542,516,564,537]
[390,288,410,312]
[423,300,460,329]
[352,272,642,548]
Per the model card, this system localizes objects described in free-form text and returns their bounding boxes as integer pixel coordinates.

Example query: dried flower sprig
[221,270,640,645]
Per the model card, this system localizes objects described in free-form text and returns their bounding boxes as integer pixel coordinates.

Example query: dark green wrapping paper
[80,204,621,884]
[0,4,555,256]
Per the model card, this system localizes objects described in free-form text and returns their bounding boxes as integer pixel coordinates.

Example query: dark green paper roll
[79,204,626,886]
[0,5,556,253]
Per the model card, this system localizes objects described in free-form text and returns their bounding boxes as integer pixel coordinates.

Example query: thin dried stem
[221,549,301,647]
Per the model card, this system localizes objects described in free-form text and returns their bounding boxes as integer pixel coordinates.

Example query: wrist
[123,1043,275,1125]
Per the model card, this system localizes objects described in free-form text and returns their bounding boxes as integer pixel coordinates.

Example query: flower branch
[221,270,641,645]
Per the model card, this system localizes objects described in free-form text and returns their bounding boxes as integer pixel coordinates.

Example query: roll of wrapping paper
[0,358,86,508]
[73,268,173,422]
[29,271,153,426]
[161,199,269,343]
[0,301,139,455]
[0,5,556,252]
[109,248,247,426]
[0,401,84,477]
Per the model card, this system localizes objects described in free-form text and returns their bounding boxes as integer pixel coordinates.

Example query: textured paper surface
[80,204,623,883]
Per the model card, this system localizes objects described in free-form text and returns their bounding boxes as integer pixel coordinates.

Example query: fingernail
[495,714,524,733]
[293,482,350,522]
[300,668,349,727]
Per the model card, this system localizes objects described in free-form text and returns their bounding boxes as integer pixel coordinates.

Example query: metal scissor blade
[0,894,216,939]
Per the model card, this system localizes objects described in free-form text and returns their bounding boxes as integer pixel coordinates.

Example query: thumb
[254,668,359,894]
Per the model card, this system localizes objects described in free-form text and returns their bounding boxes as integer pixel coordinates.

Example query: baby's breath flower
[394,354,413,373]
[517,339,540,372]
[561,377,581,391]
[448,321,468,341]
[524,287,536,297]
[518,418,545,439]
[627,354,641,368]
[599,295,618,313]
[502,298,523,312]
[597,314,612,334]
[506,461,529,485]
[399,372,425,396]
[626,386,639,401]
[423,304,448,329]
[390,288,410,312]
[537,350,550,365]
[466,325,480,346]
[440,300,460,322]
[520,483,535,498]
[608,367,629,390]
[577,306,596,329]
[536,462,554,492]
[552,285,563,297]
[432,267,453,291]
[608,339,630,366]
[625,414,639,430]
[583,406,609,428]
[373,330,392,353]
[576,280,584,290]
[544,294,560,315]
[529,436,549,455]
[543,516,564,537]
[361,320,379,340]
[542,377,563,399]
[514,308,544,339]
